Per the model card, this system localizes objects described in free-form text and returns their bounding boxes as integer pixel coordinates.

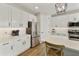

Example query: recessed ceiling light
[35,6,39,9]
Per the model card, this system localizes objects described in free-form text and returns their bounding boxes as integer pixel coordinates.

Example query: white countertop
[0,34,31,45]
[46,36,79,51]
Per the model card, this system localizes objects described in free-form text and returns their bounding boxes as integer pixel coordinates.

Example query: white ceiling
[21,3,56,15]
[8,3,56,15]
[8,3,79,15]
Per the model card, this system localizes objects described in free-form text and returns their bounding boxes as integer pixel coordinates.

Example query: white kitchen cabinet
[50,15,69,39]
[0,42,12,56]
[0,35,31,56]
[51,17,57,28]
[51,15,69,28]
[21,39,27,51]
[12,35,31,56]
[11,7,23,28]
[25,35,31,50]
[17,35,31,52]
[69,13,79,22]
[20,37,28,51]
[13,38,24,55]
[22,12,28,28]
[0,4,11,28]
[59,15,68,27]
[28,14,33,22]
[64,48,79,56]
[28,13,37,22]
[19,36,29,52]
[26,39,30,50]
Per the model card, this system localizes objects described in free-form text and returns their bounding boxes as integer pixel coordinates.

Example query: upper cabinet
[0,4,37,28]
[11,7,37,28]
[0,4,11,28]
[22,11,29,28]
[11,7,23,28]
[68,13,79,22]
[51,15,69,28]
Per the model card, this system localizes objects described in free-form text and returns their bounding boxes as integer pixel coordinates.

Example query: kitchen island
[46,36,79,56]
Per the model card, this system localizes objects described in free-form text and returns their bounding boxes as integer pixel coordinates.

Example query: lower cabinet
[64,48,79,56]
[13,39,24,55]
[0,35,31,56]
[25,35,31,50]
[0,42,12,56]
[13,35,31,56]
[21,39,29,51]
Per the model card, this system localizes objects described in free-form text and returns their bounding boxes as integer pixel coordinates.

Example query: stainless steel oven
[68,22,79,41]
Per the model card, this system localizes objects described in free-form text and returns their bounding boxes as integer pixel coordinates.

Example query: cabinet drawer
[0,42,11,56]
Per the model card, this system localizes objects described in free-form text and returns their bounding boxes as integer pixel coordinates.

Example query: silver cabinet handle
[17,39,21,41]
[3,43,9,45]
[41,32,44,33]
[11,46,13,50]
[22,41,26,45]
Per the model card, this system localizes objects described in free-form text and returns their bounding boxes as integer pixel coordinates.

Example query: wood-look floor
[19,43,46,56]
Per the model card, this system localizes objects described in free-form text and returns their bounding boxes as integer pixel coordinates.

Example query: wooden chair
[45,41,65,56]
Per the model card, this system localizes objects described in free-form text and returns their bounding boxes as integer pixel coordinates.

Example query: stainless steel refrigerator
[31,22,40,47]
[26,21,40,48]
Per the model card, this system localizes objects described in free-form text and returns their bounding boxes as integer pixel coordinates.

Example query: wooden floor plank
[19,43,46,56]
[19,43,64,56]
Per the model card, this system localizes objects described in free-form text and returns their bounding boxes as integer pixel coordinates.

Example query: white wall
[67,3,79,12]
[36,14,51,42]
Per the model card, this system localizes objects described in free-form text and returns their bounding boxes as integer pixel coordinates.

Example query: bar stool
[45,41,65,56]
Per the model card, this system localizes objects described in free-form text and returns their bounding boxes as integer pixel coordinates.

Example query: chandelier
[55,3,67,14]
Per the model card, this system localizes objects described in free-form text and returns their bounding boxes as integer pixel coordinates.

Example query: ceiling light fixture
[35,6,39,9]
[55,3,67,14]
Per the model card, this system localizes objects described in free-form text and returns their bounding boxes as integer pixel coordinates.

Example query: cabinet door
[0,4,11,28]
[69,13,79,22]
[0,42,11,56]
[25,35,31,50]
[13,39,24,55]
[11,8,23,28]
[52,15,68,28]
[51,17,57,28]
[64,48,79,56]
[19,35,31,52]
[22,12,28,28]
[51,15,69,37]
